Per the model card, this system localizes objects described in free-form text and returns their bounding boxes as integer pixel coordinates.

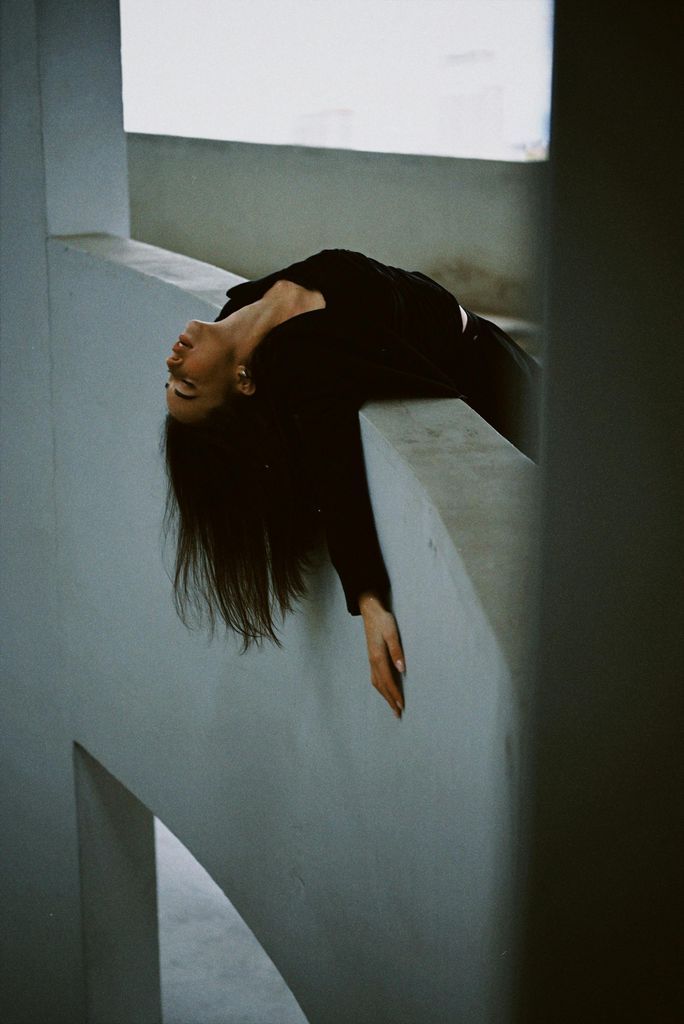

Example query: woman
[163,248,539,719]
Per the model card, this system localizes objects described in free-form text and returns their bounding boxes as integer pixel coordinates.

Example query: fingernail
[395,659,405,672]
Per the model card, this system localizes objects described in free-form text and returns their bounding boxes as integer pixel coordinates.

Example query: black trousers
[458,309,541,462]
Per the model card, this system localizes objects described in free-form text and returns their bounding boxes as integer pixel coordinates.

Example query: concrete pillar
[518,5,682,1022]
[74,746,162,1024]
[37,0,129,236]
[0,2,130,1020]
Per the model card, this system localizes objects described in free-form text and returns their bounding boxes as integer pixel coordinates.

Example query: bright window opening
[120,0,553,161]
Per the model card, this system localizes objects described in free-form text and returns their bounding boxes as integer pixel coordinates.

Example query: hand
[358,591,406,719]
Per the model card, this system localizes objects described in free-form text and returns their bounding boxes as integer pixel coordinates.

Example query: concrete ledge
[52,232,243,305]
[361,399,536,692]
[57,232,542,353]
[54,231,536,684]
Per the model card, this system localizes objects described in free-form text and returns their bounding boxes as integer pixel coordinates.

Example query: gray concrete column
[74,746,162,1024]
[518,4,682,1022]
[1,2,85,1020]
[37,0,129,236]
[1,2,130,1020]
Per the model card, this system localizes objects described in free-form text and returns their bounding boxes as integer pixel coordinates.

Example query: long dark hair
[162,386,319,649]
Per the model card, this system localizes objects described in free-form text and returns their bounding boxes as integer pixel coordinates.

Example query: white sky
[120,0,553,161]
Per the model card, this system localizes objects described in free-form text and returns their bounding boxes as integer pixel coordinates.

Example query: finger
[369,644,404,715]
[389,643,405,674]
[373,661,404,715]
[373,675,402,718]
[370,673,394,714]
[378,646,405,710]
[384,624,406,674]
[383,672,404,713]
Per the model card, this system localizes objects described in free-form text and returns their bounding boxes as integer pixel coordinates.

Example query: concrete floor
[155,819,308,1024]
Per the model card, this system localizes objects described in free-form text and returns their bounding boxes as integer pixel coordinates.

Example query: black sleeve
[215,249,396,326]
[214,251,336,321]
[266,330,391,615]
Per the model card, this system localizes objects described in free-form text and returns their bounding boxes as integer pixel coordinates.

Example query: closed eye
[166,373,197,400]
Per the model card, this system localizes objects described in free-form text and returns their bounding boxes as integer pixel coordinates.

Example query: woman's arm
[264,328,405,716]
[358,590,406,718]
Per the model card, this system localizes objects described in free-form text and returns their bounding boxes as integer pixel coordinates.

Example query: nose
[166,355,181,368]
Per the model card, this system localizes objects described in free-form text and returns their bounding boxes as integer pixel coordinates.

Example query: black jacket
[214,248,529,614]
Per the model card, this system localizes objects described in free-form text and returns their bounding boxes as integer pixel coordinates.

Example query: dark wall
[519,4,682,1022]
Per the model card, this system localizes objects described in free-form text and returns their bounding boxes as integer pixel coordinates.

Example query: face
[164,319,253,423]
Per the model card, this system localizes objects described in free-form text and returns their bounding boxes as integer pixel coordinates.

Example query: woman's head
[165,317,256,423]
[166,280,321,421]
[162,289,326,644]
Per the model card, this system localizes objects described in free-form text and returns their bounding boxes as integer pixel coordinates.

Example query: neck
[217,279,316,364]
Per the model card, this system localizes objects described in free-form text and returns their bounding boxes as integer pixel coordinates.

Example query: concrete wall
[127,133,547,322]
[0,2,128,1021]
[3,232,534,1024]
[1,3,536,1022]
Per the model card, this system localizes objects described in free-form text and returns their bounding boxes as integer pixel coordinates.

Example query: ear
[235,365,256,396]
